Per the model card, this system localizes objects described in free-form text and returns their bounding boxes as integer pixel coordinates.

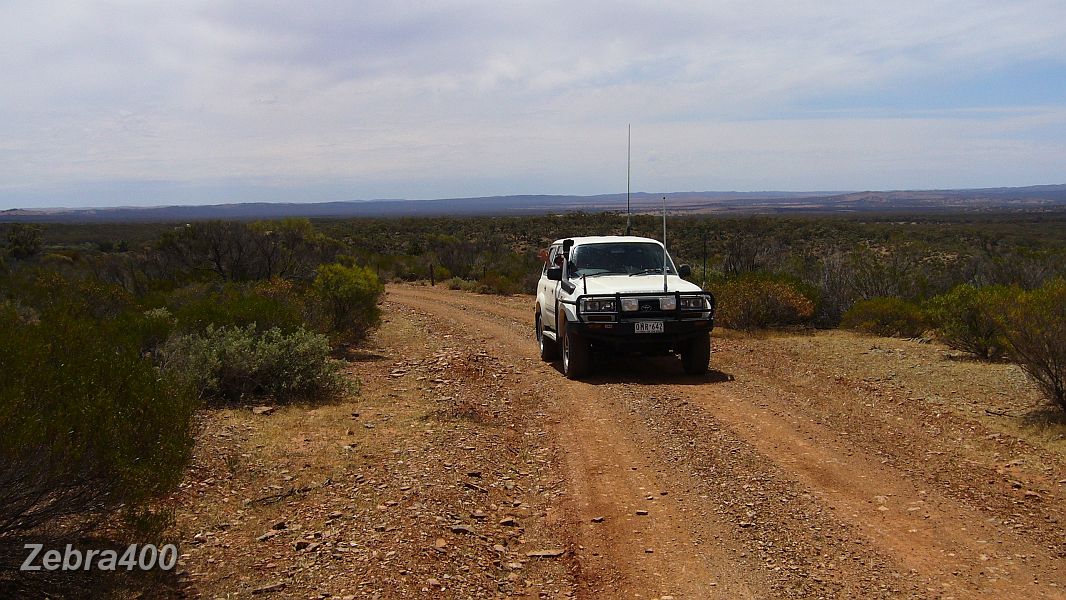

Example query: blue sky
[2,0,1065,209]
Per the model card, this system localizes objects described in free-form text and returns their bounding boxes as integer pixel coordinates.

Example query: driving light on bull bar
[659,296,677,310]
[580,298,616,312]
[620,298,639,311]
[680,296,709,309]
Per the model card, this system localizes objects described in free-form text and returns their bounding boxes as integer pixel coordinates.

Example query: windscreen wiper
[629,268,664,276]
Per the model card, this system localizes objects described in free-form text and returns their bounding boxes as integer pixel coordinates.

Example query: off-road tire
[536,312,559,361]
[681,333,711,375]
[561,316,590,380]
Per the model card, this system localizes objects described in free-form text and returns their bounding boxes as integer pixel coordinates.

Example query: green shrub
[925,284,1014,360]
[162,324,349,404]
[0,308,198,540]
[474,273,521,295]
[841,297,926,337]
[712,275,815,330]
[6,223,42,259]
[18,270,135,320]
[311,263,384,343]
[431,264,452,283]
[445,276,473,291]
[996,278,1066,411]
[168,280,306,334]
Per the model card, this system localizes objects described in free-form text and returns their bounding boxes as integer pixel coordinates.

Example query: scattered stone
[450,524,476,534]
[434,537,447,549]
[462,481,487,493]
[526,548,566,558]
[251,581,286,594]
[251,406,276,416]
[499,517,519,527]
[635,510,649,516]
[293,540,310,551]
[257,531,278,542]
[271,520,287,530]
[591,516,605,523]
[1023,490,1042,500]
[427,578,441,588]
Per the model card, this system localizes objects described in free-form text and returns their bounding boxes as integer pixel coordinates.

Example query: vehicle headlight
[621,298,639,311]
[659,296,677,310]
[680,296,709,310]
[581,298,616,312]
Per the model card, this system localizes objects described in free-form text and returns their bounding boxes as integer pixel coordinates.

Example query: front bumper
[570,291,715,348]
[568,318,713,346]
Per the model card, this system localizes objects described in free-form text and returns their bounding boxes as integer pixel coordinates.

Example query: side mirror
[546,266,562,281]
[678,264,692,278]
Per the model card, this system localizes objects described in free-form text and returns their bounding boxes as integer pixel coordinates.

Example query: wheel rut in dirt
[388,285,1066,599]
[390,286,762,598]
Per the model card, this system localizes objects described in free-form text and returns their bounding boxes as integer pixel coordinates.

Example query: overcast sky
[3,1,1065,208]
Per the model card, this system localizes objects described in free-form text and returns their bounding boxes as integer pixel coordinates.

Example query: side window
[543,246,559,274]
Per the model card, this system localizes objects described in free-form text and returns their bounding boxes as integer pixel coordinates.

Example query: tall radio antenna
[625,124,632,236]
[662,194,668,293]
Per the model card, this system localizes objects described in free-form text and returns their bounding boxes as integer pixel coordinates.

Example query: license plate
[634,321,664,334]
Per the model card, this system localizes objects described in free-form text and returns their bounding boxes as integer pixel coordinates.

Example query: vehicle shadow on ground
[552,355,735,386]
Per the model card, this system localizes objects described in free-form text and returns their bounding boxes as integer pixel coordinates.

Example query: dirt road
[174,284,1064,599]
[384,285,1064,599]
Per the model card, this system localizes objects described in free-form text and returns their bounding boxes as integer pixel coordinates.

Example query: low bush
[840,297,926,337]
[997,278,1066,411]
[162,324,349,404]
[712,275,815,330]
[0,308,197,542]
[311,263,384,344]
[167,280,306,334]
[474,273,522,295]
[445,276,475,291]
[925,284,1014,360]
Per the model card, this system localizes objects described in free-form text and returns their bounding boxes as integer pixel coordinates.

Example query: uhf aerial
[626,125,670,292]
[626,124,632,236]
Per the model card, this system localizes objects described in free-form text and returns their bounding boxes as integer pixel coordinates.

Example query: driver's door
[539,245,561,330]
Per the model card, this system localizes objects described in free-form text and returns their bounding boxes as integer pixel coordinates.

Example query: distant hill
[3,185,1065,223]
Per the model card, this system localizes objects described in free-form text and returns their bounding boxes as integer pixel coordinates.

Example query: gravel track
[387,285,1064,599]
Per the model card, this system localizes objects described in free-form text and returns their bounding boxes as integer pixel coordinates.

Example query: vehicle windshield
[569,242,676,277]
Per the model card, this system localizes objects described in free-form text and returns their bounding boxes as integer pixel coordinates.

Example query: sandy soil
[170,284,1065,599]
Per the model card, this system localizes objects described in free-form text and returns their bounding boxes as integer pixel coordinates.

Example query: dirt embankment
[171,284,1065,599]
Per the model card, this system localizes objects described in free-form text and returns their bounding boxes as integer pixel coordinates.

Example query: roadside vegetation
[0,220,382,596]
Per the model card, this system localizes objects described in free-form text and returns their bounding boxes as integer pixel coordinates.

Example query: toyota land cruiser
[534,236,715,379]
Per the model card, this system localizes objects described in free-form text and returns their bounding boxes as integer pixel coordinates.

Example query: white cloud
[1,1,1065,206]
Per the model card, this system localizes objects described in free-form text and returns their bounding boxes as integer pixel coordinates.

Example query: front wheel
[561,316,590,380]
[681,334,711,375]
[536,312,559,361]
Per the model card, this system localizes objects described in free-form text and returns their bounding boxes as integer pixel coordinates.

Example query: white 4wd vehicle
[535,236,715,379]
